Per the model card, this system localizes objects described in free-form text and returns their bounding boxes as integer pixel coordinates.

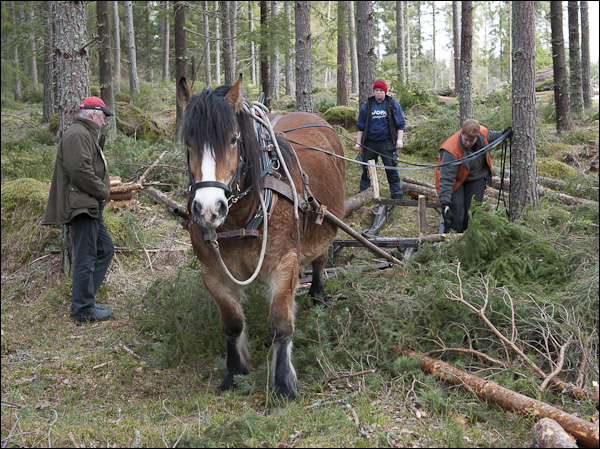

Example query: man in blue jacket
[353,79,406,199]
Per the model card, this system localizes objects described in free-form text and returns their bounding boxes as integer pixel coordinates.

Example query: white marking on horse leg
[271,338,297,399]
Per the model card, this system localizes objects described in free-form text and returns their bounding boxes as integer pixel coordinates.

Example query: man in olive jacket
[43,97,116,324]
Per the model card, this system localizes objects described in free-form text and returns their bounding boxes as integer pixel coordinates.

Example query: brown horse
[177,75,345,400]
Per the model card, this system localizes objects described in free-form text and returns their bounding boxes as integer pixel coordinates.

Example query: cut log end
[533,418,579,448]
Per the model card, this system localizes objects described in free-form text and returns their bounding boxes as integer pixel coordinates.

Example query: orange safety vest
[435,126,493,193]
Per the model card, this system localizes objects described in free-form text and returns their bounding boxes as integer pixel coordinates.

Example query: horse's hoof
[271,385,299,401]
[219,374,235,391]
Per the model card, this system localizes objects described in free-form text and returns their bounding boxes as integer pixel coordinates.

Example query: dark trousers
[359,139,403,199]
[70,202,114,317]
[444,178,486,233]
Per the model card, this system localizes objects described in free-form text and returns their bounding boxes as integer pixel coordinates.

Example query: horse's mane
[181,84,297,205]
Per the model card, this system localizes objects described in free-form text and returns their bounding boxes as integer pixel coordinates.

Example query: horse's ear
[177,77,194,109]
[225,74,244,113]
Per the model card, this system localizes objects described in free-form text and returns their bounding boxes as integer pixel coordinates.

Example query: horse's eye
[230,135,237,146]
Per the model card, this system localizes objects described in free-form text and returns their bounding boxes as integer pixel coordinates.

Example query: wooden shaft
[307,197,403,266]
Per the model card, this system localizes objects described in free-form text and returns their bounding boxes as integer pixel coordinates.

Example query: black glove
[503,126,512,136]
[442,203,452,226]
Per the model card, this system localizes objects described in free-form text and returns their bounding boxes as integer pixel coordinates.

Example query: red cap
[80,96,114,116]
[373,81,388,93]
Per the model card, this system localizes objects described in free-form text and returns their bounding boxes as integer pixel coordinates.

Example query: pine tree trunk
[337,1,350,107]
[161,1,170,81]
[580,1,591,110]
[396,1,404,84]
[123,1,140,104]
[295,1,313,112]
[97,1,116,142]
[459,1,473,123]
[112,1,121,93]
[174,0,187,138]
[28,2,39,89]
[203,1,212,88]
[259,1,270,106]
[249,4,257,86]
[550,1,573,134]
[432,3,437,89]
[511,1,538,219]
[452,1,460,96]
[284,1,293,96]
[55,0,91,276]
[222,1,234,85]
[567,1,584,118]
[42,2,55,124]
[270,1,280,100]
[348,1,359,93]
[214,2,221,85]
[356,1,375,106]
[9,1,22,102]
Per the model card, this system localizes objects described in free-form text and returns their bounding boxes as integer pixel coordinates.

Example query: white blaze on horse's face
[191,144,230,229]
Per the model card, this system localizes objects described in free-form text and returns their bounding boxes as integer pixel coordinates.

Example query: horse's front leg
[203,273,250,391]
[268,253,299,400]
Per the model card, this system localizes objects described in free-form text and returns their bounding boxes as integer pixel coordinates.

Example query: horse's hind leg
[268,253,299,400]
[204,275,250,391]
[308,250,329,306]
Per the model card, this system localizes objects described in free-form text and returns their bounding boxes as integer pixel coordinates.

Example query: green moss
[537,158,578,179]
[323,106,358,131]
[114,102,166,144]
[1,178,60,272]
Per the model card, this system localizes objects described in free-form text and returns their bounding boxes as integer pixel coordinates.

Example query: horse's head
[178,75,249,229]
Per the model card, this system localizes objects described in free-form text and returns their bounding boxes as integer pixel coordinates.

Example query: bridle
[186,131,250,206]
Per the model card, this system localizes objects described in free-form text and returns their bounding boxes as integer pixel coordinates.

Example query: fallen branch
[403,349,599,448]
[448,263,599,407]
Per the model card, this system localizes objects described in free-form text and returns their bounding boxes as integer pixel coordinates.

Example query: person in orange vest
[436,119,511,233]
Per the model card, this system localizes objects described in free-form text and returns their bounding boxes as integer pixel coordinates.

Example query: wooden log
[367,159,380,199]
[490,177,598,206]
[108,191,134,201]
[344,188,373,216]
[146,187,189,223]
[533,418,579,448]
[110,182,142,194]
[403,350,599,448]
[110,176,122,187]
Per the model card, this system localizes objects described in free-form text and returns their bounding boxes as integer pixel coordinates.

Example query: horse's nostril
[217,199,228,217]
[191,200,203,219]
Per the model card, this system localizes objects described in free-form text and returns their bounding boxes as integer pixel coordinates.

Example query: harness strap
[201,228,260,242]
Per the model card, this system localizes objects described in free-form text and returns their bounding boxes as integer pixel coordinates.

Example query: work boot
[73,307,114,324]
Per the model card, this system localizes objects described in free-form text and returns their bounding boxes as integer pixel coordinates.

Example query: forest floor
[1,91,599,448]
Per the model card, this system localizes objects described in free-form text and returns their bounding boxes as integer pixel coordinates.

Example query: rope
[277,124,513,172]
[211,192,269,286]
